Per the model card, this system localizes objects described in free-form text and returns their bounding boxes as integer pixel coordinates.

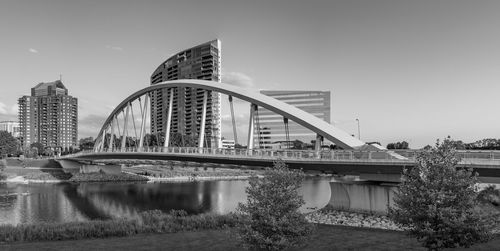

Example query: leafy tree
[79,137,95,150]
[236,160,314,250]
[44,147,55,157]
[389,137,491,250]
[30,142,44,156]
[387,141,409,149]
[0,131,18,157]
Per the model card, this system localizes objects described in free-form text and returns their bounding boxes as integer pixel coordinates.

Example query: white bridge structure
[93,79,384,153]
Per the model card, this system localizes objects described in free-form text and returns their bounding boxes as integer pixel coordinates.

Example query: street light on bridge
[356,118,360,140]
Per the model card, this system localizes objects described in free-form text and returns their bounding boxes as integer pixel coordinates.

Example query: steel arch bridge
[93,79,375,153]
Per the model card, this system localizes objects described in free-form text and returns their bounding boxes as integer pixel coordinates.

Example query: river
[0,177,332,226]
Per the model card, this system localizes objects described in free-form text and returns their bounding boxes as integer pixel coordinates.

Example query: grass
[68,172,149,182]
[0,210,239,244]
[2,224,500,251]
[124,164,262,179]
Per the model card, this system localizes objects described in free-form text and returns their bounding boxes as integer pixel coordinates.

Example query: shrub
[389,137,491,250]
[236,160,314,250]
[0,210,239,243]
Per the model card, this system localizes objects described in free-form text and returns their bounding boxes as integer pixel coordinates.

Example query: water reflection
[0,177,332,226]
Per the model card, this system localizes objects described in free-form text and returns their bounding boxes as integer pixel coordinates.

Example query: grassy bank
[0,210,238,243]
[3,224,499,250]
[0,167,148,183]
[69,172,148,182]
[124,164,262,179]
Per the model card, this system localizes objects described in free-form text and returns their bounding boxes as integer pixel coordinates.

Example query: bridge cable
[130,103,138,147]
[284,117,290,149]
[228,96,238,145]
[138,96,143,119]
[254,105,261,149]
[116,111,123,146]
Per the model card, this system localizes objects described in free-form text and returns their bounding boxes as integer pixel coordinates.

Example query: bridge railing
[65,147,500,164]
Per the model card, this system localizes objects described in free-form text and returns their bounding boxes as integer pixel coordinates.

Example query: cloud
[222,72,254,88]
[106,45,124,51]
[28,48,38,53]
[0,102,18,121]
[0,102,17,115]
[78,114,108,138]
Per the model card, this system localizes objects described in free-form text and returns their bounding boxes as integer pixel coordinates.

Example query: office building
[150,39,222,148]
[0,121,20,138]
[255,90,331,149]
[18,80,78,149]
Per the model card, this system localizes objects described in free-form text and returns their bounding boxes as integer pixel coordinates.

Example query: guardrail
[62,147,500,164]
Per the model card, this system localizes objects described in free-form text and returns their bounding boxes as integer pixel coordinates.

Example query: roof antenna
[59,74,62,82]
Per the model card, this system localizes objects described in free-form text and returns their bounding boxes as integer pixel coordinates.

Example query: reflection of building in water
[71,181,248,217]
[0,183,87,225]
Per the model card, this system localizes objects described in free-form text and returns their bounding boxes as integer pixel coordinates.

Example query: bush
[236,160,314,250]
[389,137,491,250]
[0,210,239,243]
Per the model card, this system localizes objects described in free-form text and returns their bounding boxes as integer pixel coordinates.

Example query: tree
[0,131,18,157]
[387,141,409,149]
[29,142,44,156]
[236,160,314,250]
[79,137,95,150]
[389,137,490,250]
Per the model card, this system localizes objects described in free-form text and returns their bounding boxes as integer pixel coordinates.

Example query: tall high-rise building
[18,80,78,149]
[0,121,20,138]
[256,90,331,149]
[150,39,222,148]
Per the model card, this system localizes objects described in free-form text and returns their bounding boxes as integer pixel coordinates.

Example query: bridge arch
[94,79,368,151]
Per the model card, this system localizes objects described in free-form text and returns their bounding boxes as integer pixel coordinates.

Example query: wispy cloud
[28,48,38,53]
[78,114,108,138]
[222,72,254,88]
[106,45,124,51]
[0,102,18,121]
[0,102,17,115]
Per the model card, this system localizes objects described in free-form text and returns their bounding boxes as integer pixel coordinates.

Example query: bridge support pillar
[56,160,122,174]
[328,180,398,215]
[247,104,257,150]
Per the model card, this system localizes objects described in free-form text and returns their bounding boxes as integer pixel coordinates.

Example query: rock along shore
[306,208,402,231]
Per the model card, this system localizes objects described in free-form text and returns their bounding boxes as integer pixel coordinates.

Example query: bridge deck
[61,148,500,177]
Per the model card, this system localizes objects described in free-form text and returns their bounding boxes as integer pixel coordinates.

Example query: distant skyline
[1,0,499,148]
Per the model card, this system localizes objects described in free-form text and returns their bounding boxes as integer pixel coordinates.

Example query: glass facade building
[150,40,222,148]
[256,90,331,149]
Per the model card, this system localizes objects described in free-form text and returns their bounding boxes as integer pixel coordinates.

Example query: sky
[0,0,499,148]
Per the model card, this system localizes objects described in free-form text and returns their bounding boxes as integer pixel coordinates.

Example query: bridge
[61,147,500,183]
[58,79,500,183]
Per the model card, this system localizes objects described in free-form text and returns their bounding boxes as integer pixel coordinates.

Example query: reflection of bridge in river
[61,147,500,183]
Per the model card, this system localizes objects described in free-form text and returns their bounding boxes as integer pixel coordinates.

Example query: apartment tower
[150,40,222,148]
[18,80,78,149]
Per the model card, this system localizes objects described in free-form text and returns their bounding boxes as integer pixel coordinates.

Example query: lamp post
[356,118,360,140]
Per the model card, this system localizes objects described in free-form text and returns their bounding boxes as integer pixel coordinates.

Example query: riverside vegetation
[0,210,239,243]
[389,137,493,250]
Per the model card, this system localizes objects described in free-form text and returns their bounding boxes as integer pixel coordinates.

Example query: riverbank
[124,164,264,180]
[306,206,401,231]
[0,164,268,183]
